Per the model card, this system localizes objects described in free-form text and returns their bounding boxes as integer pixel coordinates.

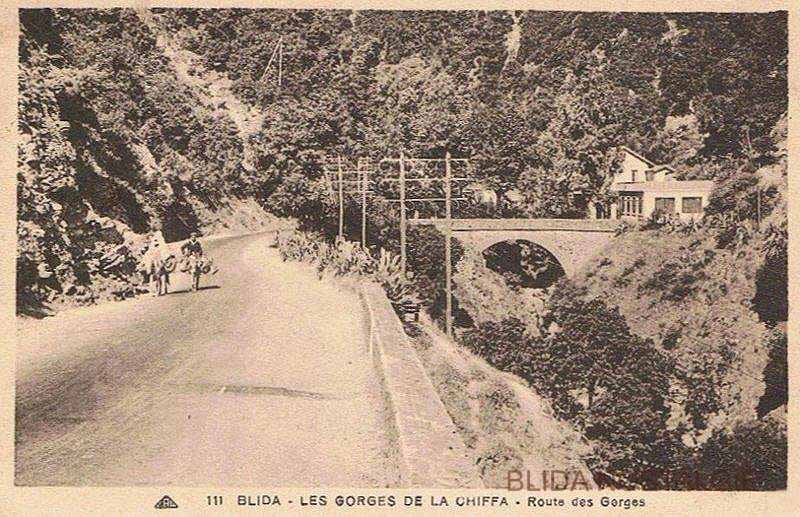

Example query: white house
[608,147,715,222]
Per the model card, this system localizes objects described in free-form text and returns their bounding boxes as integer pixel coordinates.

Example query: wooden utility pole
[337,155,344,239]
[277,37,283,87]
[444,151,453,338]
[399,151,407,275]
[380,151,472,338]
[325,156,372,243]
[361,160,368,248]
[756,186,762,229]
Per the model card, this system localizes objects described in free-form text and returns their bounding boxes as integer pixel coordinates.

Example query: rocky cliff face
[18,9,275,316]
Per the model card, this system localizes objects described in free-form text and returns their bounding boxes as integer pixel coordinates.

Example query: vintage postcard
[1,0,797,515]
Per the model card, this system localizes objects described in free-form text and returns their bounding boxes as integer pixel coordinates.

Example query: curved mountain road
[15,233,399,487]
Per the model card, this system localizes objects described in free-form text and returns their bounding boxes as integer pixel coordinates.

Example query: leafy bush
[276,226,470,318]
[275,230,411,305]
[688,417,786,490]
[638,256,708,303]
[704,213,757,250]
[374,248,411,303]
[704,166,780,223]
[330,238,375,277]
[462,318,529,373]
[275,230,320,262]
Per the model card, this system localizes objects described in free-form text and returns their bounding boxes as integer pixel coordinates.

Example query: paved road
[15,233,398,486]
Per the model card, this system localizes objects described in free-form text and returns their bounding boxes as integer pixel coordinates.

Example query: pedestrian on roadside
[143,236,165,296]
[181,231,205,291]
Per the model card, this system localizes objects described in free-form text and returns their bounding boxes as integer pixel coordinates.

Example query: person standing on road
[143,235,164,296]
[181,232,204,292]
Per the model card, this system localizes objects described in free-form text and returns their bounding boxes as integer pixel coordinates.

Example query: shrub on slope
[18,9,268,314]
[573,153,787,442]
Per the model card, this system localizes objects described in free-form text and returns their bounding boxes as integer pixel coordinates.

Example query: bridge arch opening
[482,239,566,289]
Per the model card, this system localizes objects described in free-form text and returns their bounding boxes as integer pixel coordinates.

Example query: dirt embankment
[402,316,593,488]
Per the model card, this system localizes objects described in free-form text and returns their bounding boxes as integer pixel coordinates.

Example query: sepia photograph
[12,3,790,499]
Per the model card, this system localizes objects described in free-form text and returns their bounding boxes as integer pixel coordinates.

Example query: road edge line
[359,282,484,489]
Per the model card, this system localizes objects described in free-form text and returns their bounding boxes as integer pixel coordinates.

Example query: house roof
[620,146,656,167]
[610,180,715,193]
[649,164,675,173]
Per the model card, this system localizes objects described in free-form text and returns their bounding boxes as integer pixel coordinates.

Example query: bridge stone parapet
[411,218,620,276]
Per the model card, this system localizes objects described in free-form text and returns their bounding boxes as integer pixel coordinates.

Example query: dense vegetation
[20,8,787,310]
[19,9,270,314]
[19,8,787,489]
[174,10,785,194]
[458,132,787,488]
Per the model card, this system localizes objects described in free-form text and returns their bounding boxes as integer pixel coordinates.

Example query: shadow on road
[15,301,54,320]
[168,382,345,400]
[163,285,221,296]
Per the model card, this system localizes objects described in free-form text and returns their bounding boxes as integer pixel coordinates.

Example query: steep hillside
[438,122,787,487]
[18,9,277,315]
[136,9,266,172]
[153,9,787,219]
[571,151,787,444]
[19,8,787,317]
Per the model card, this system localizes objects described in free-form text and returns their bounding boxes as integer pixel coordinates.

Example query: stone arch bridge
[410,218,620,276]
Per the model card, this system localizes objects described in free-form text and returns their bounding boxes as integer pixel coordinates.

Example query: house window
[631,170,637,182]
[620,194,642,216]
[682,197,703,214]
[645,170,655,182]
[655,197,676,214]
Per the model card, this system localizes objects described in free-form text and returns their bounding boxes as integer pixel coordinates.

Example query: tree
[648,113,707,170]
[516,57,662,218]
[459,97,537,212]
[365,55,473,156]
[538,282,677,487]
[690,417,786,490]
[657,13,787,157]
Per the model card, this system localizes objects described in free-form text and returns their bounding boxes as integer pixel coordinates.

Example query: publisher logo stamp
[155,495,179,509]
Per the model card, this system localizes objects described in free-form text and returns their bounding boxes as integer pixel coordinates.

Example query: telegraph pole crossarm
[324,155,375,244]
[377,152,473,339]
